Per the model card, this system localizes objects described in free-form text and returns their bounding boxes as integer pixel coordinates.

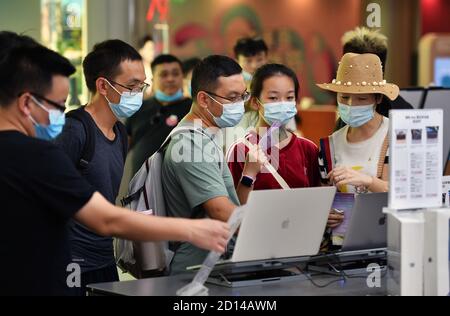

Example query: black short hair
[182,57,201,76]
[138,35,153,49]
[251,64,300,100]
[191,55,242,100]
[0,44,75,107]
[151,54,183,73]
[234,37,268,58]
[0,31,39,64]
[83,39,142,93]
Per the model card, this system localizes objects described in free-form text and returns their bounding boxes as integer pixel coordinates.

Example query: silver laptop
[341,192,388,252]
[230,187,337,263]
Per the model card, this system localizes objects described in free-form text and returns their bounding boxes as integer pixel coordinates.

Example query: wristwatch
[240,175,255,188]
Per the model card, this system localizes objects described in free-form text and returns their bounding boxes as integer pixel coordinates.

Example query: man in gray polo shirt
[162,55,259,274]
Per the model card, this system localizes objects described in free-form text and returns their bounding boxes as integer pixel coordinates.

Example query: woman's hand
[243,143,268,178]
[327,209,345,229]
[328,166,373,188]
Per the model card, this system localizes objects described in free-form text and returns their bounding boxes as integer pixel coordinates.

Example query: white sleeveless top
[331,117,389,193]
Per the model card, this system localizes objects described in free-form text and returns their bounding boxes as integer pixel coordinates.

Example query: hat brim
[317,83,399,101]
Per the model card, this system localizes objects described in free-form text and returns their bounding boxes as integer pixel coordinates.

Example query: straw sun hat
[317,53,399,101]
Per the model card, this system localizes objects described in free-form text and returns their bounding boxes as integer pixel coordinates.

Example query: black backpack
[66,106,128,170]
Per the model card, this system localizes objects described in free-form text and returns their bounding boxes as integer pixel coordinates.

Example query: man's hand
[75,193,232,250]
[187,219,230,253]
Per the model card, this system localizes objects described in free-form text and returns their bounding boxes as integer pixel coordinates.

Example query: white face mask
[104,80,144,119]
[206,94,245,128]
[259,100,297,126]
[338,102,375,127]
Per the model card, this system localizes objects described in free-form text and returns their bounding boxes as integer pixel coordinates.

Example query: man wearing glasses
[54,40,152,293]
[161,55,258,275]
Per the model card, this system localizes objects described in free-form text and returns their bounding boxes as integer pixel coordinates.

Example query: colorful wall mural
[162,0,362,104]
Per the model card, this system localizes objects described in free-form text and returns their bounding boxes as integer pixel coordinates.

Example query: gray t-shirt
[54,116,125,272]
[161,122,239,274]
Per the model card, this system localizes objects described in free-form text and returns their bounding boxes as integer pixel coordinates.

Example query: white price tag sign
[389,109,443,210]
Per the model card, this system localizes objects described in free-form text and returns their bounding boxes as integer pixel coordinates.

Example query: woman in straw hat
[316,52,398,237]
[318,52,398,198]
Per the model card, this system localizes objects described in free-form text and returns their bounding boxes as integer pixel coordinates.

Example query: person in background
[228,38,270,149]
[182,57,201,98]
[227,63,321,205]
[335,27,412,131]
[137,35,155,99]
[126,54,192,174]
[234,37,269,85]
[0,34,229,296]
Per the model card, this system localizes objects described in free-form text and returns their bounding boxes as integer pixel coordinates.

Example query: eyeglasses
[106,78,151,96]
[30,93,66,112]
[205,90,251,103]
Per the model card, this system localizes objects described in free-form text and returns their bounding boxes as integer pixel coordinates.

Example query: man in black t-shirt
[127,54,191,174]
[0,34,229,296]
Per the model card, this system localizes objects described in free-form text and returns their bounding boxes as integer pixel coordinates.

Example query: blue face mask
[105,80,144,119]
[338,102,375,128]
[242,71,253,82]
[259,100,297,126]
[155,89,184,103]
[30,97,65,140]
[207,94,245,128]
[187,82,192,97]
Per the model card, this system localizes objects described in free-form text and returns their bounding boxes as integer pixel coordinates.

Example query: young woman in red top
[226,64,321,205]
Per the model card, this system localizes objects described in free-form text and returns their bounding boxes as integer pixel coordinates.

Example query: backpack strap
[376,135,389,179]
[121,187,144,207]
[67,107,129,170]
[158,126,198,152]
[66,107,96,170]
[162,126,224,170]
[116,121,129,162]
[162,126,215,149]
[319,136,334,183]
